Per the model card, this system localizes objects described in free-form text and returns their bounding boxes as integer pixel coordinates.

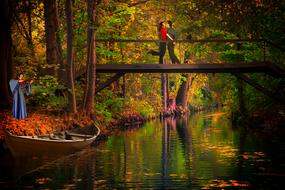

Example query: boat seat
[65,131,93,139]
[49,133,66,140]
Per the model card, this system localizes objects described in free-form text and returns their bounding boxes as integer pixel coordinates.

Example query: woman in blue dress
[9,74,33,119]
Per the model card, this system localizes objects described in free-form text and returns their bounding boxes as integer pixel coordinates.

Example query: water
[0,111,284,189]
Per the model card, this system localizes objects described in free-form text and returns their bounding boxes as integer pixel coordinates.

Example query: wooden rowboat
[4,124,100,156]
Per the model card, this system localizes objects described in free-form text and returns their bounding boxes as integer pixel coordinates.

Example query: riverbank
[0,109,145,144]
[2,105,284,146]
[94,111,145,141]
[246,107,285,139]
[0,110,92,140]
[231,105,285,140]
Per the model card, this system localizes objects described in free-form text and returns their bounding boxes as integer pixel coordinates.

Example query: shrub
[29,75,67,109]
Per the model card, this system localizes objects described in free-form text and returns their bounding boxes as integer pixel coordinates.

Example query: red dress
[160,27,167,41]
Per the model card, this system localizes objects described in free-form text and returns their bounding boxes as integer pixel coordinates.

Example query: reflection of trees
[96,121,164,188]
[236,128,248,180]
[161,116,194,187]
[0,152,84,187]
[11,149,98,189]
[176,116,193,175]
[161,119,170,188]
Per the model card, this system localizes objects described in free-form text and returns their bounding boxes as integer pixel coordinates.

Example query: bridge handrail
[95,38,284,55]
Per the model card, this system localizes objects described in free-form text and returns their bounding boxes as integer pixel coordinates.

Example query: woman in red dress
[158,22,167,64]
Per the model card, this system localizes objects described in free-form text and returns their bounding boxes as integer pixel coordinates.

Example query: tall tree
[83,0,97,118]
[176,74,194,112]
[26,0,35,58]
[65,0,77,113]
[0,0,14,108]
[43,0,65,81]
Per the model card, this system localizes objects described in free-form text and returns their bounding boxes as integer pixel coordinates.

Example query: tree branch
[14,14,30,42]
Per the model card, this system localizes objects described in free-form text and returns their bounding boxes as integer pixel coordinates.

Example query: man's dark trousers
[168,42,180,64]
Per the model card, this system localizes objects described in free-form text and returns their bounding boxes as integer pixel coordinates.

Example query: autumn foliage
[0,110,93,141]
[0,112,54,138]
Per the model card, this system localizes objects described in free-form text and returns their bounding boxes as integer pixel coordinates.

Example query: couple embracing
[150,20,180,64]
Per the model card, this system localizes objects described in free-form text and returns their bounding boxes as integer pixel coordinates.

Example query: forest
[0,0,285,139]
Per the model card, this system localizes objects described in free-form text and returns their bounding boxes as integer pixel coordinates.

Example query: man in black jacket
[167,20,180,64]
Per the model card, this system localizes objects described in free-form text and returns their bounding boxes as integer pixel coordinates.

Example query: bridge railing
[93,38,267,64]
[95,38,284,65]
[75,38,284,77]
[92,39,267,66]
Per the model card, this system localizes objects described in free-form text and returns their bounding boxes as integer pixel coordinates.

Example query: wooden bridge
[83,38,285,103]
[93,38,284,76]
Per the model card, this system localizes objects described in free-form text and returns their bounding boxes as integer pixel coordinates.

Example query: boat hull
[3,126,100,156]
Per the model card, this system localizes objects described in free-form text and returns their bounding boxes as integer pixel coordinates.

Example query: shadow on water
[0,148,78,189]
[0,111,284,189]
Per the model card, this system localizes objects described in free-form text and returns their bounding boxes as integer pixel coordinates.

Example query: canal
[0,111,284,189]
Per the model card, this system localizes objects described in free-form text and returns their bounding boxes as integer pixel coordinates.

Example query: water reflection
[0,111,284,189]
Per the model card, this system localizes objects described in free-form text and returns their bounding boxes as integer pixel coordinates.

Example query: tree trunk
[0,0,13,108]
[161,73,167,113]
[166,74,169,103]
[27,0,36,59]
[44,0,65,81]
[183,75,194,111]
[122,75,126,97]
[120,46,126,97]
[83,0,97,118]
[176,51,192,112]
[176,74,194,112]
[56,12,65,82]
[65,0,77,113]
[237,78,246,113]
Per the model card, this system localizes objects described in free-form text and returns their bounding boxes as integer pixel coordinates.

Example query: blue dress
[9,80,31,119]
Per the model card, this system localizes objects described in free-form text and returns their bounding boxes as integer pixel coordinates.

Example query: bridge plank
[96,62,284,76]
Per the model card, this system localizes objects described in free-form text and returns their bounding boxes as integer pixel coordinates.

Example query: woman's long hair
[158,22,164,32]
